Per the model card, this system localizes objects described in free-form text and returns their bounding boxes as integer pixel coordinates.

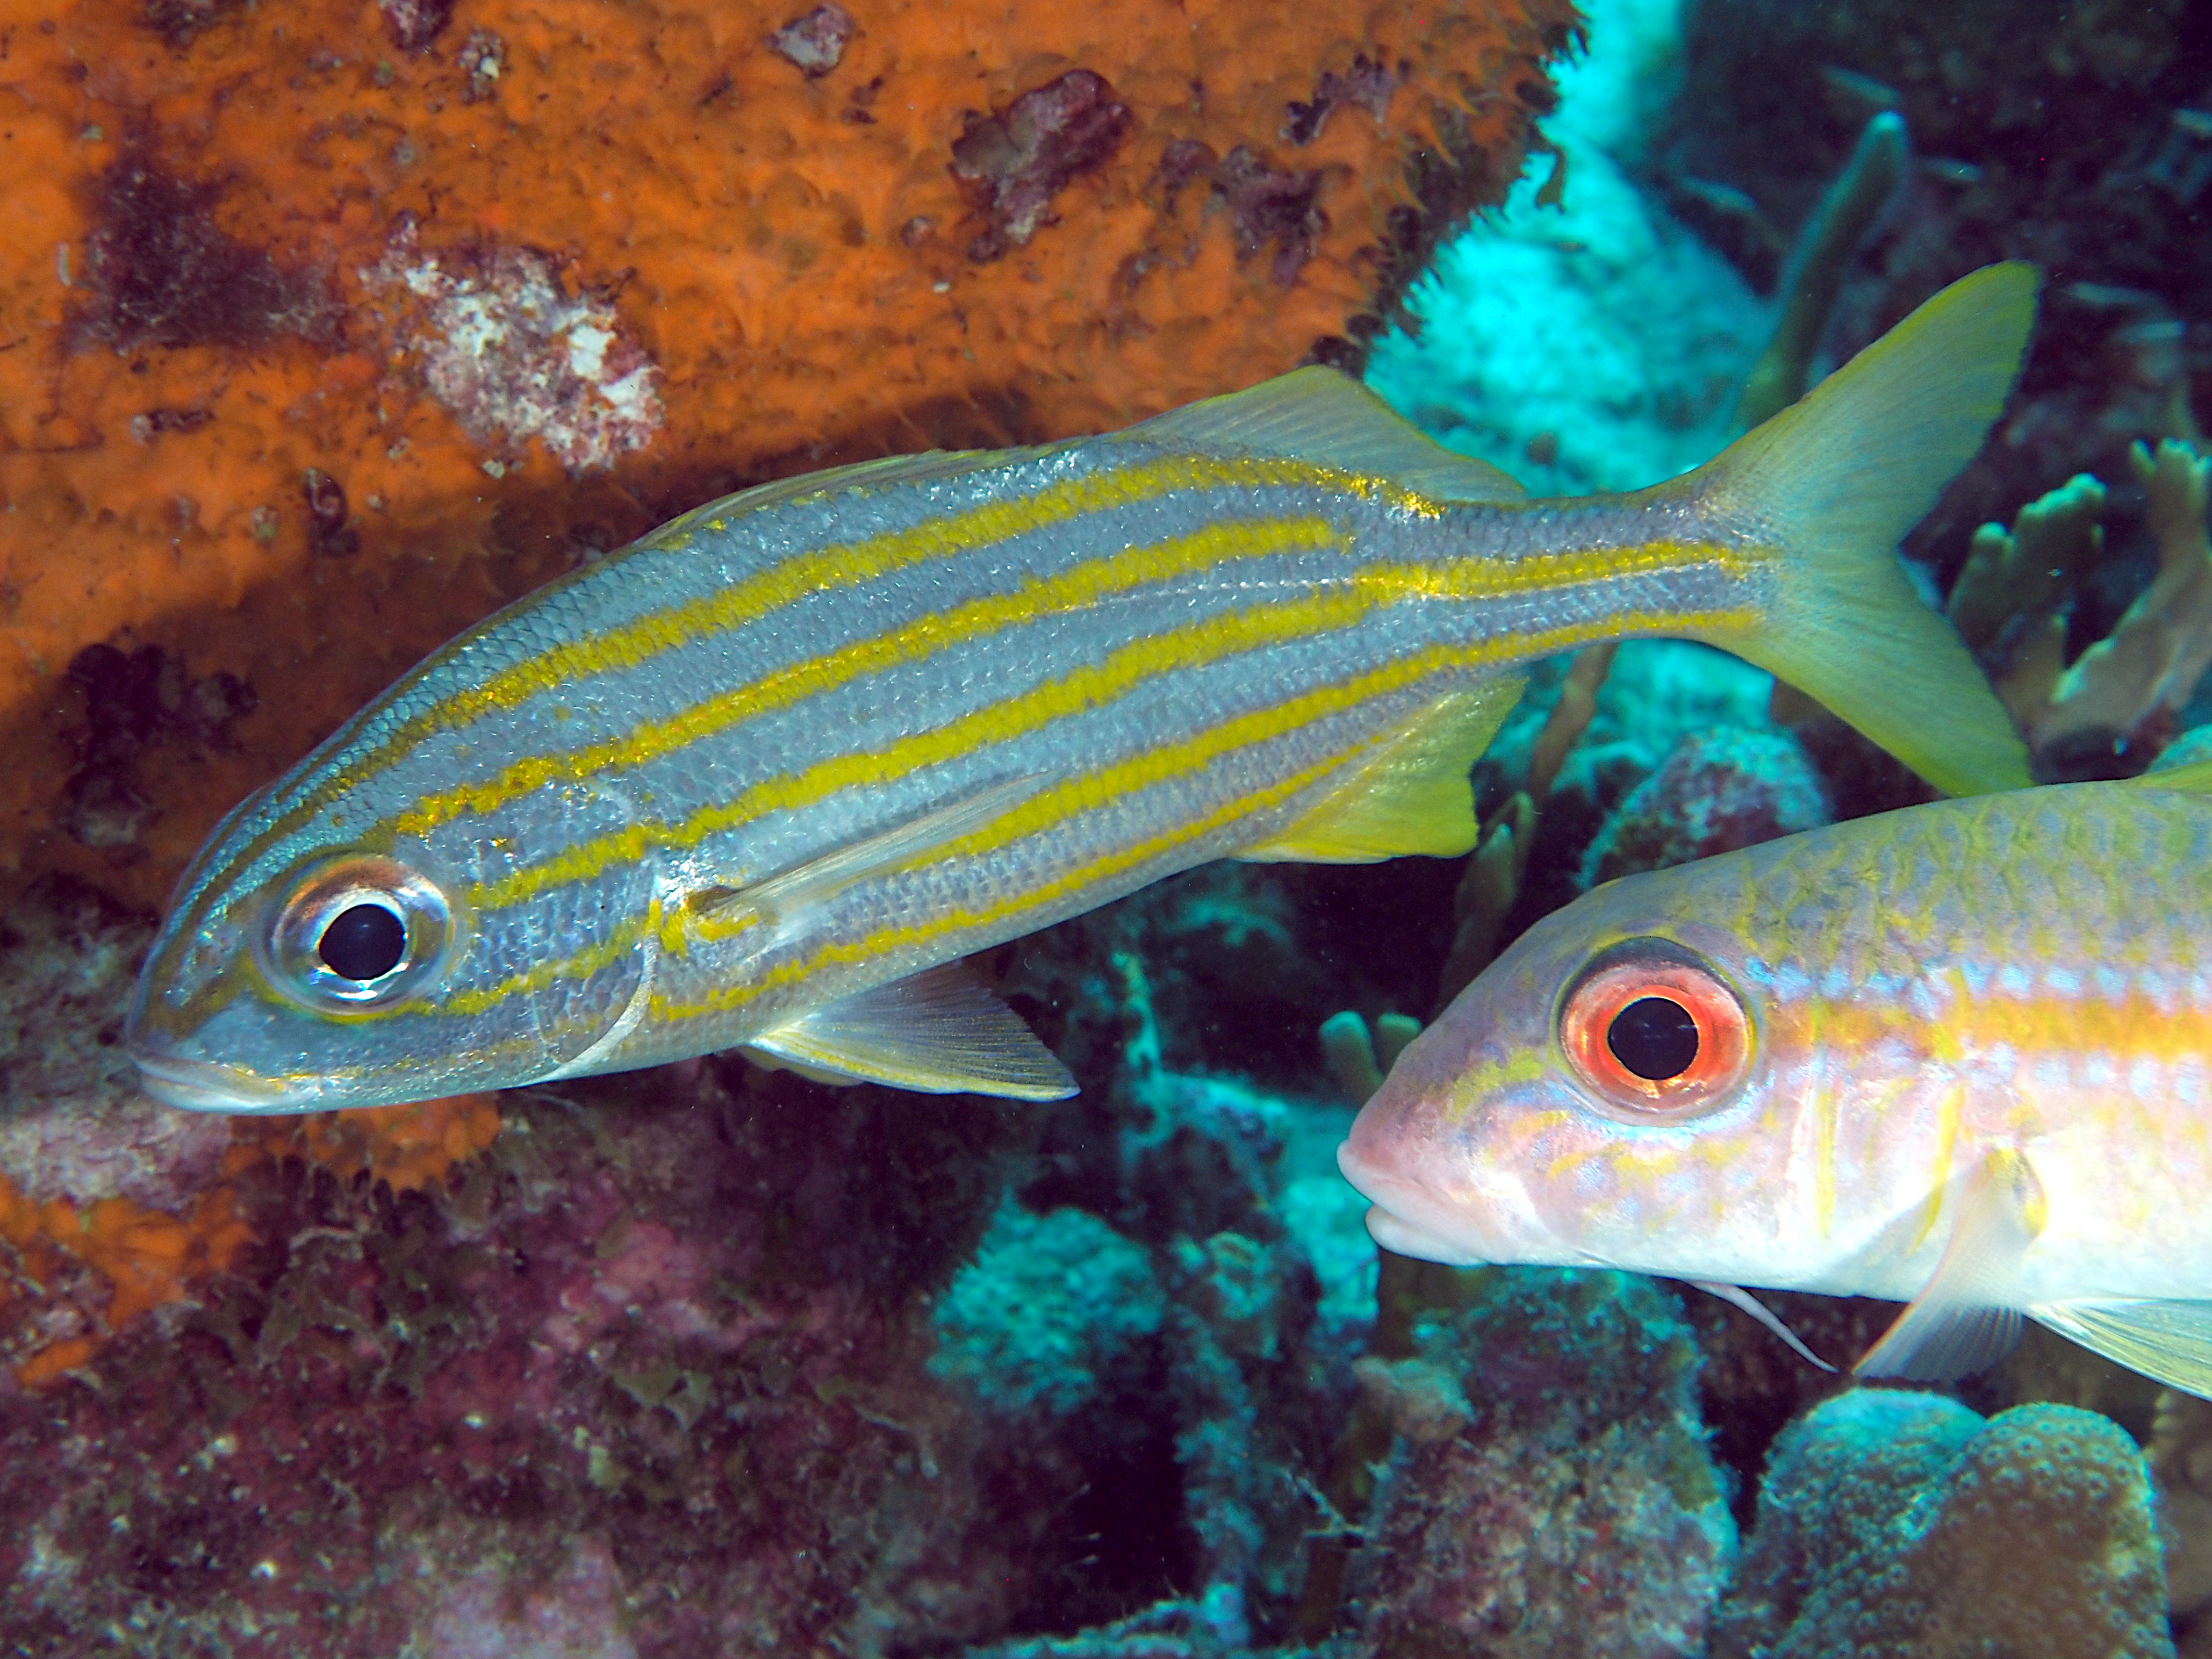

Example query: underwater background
[2,0,2210,1653]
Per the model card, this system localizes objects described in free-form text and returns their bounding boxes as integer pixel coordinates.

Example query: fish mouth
[1335,1137,1493,1267]
[132,1052,301,1114]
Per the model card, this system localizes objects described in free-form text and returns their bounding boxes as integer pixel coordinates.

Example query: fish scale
[131,265,2039,1113]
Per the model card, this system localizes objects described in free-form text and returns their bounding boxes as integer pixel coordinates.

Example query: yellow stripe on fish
[130,265,2041,1115]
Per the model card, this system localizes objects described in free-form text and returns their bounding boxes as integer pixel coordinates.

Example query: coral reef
[1663,0,2209,593]
[1714,1390,2175,1659]
[6,0,2209,1650]
[1340,1269,1736,1659]
[1947,438,2212,778]
[2,1062,1036,1656]
[0,0,1578,909]
[0,877,498,1387]
[1577,726,1831,887]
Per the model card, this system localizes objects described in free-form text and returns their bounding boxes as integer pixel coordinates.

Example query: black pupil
[318,903,407,982]
[1606,996,1699,1082]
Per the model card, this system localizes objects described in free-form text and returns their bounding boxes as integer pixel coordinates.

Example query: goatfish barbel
[128,265,2038,1114]
[1338,759,2212,1398]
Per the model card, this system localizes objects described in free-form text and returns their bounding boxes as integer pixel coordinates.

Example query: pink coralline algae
[1578,727,1833,888]
[0,1062,1045,1655]
[1341,1270,1736,1659]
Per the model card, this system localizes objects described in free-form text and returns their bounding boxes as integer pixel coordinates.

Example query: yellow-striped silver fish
[1338,760,2212,1397]
[128,265,2038,1113]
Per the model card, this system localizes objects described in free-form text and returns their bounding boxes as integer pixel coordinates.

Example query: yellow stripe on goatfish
[1777,988,2212,1067]
[464,545,1759,912]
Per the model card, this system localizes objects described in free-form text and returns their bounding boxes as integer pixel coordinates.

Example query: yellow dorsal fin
[2137,757,2212,793]
[1120,365,1528,503]
[1238,677,1526,864]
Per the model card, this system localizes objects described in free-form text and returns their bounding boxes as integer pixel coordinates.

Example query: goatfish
[128,265,2038,1114]
[1338,760,2212,1398]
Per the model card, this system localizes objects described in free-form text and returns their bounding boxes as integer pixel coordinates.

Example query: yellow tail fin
[1686,263,2040,796]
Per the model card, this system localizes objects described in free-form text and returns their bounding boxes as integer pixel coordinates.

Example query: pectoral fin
[1239,678,1525,864]
[1855,1147,2045,1382]
[695,774,1052,928]
[743,961,1077,1101]
[2030,1301,2212,1401]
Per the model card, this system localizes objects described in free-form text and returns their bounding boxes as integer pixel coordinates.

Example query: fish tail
[1683,262,2040,796]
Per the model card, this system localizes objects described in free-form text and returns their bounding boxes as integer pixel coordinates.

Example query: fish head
[127,737,663,1113]
[1340,866,1839,1287]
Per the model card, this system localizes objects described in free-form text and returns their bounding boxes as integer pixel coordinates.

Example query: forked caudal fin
[1678,262,2041,797]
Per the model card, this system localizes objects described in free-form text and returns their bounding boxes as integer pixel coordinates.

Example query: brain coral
[0,0,1578,910]
[1714,1390,2174,1659]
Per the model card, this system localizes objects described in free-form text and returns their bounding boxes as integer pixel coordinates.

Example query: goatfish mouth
[1335,1135,1495,1267]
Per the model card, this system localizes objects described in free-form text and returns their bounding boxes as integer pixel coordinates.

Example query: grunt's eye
[318,902,409,982]
[1559,942,1749,1119]
[260,854,457,1011]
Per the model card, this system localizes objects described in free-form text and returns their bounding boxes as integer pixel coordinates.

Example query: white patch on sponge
[365,224,664,475]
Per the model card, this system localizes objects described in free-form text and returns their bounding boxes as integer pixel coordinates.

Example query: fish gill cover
[1,0,2210,1653]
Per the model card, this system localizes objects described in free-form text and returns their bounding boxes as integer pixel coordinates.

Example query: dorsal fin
[1119,365,1528,504]
[628,443,1074,554]
[1239,678,1525,864]
[2137,757,2212,794]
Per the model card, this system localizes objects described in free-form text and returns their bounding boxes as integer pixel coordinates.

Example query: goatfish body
[1339,760,2212,1398]
[128,265,2038,1114]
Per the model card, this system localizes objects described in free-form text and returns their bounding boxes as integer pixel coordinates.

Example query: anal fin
[1238,677,1525,864]
[2031,1300,2212,1401]
[1855,1147,2045,1382]
[743,961,1076,1101]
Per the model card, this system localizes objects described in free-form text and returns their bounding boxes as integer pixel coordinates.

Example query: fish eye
[1557,941,1749,1121]
[258,854,456,1011]
[318,902,408,982]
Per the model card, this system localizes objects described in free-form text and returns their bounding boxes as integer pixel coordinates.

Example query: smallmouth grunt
[129,265,2039,1114]
[1337,759,2212,1398]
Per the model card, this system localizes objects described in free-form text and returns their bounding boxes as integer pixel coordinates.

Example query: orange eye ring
[1558,945,1749,1119]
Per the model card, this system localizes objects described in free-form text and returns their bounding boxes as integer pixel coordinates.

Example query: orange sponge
[0,1093,500,1385]
[1,0,1576,910]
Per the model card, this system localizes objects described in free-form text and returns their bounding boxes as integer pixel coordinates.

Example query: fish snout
[130,1047,303,1114]
[1335,1115,1500,1268]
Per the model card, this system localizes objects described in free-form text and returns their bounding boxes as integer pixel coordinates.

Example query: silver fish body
[127,268,2040,1111]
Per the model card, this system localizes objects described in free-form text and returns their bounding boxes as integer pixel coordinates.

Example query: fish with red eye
[1559,948,1750,1118]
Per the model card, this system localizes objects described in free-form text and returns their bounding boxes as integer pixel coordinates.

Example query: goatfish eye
[1557,940,1750,1121]
[256,854,457,1013]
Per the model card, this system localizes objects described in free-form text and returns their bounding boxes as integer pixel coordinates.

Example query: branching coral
[1948,439,2212,776]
